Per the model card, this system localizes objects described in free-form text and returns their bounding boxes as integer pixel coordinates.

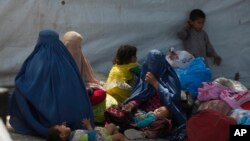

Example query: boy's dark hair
[112,44,137,65]
[189,9,206,21]
[47,126,63,141]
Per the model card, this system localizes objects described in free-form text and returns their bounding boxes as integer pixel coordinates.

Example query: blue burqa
[9,30,94,137]
[124,49,187,126]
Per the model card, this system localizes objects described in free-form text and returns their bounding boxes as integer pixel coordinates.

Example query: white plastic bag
[166,49,194,69]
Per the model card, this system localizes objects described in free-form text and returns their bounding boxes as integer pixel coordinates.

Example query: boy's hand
[82,118,92,130]
[213,56,222,66]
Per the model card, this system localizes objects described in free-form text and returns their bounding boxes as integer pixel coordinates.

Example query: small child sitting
[47,119,128,141]
[104,45,141,104]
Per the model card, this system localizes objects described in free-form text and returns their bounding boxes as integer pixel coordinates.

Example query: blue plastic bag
[175,57,212,98]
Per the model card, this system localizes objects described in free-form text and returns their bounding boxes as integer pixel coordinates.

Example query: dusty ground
[10,132,45,141]
[8,126,169,141]
[9,132,168,141]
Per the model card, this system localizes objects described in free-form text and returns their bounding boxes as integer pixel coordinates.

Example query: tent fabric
[0,0,250,87]
[9,30,94,137]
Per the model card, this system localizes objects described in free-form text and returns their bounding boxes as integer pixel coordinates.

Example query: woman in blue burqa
[121,49,186,139]
[9,30,94,137]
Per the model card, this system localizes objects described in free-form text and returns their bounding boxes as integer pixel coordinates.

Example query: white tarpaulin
[0,0,249,87]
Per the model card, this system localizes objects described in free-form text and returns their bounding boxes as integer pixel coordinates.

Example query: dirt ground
[8,125,169,141]
[9,132,169,141]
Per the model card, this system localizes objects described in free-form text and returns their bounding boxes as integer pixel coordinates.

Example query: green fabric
[92,94,118,123]
[130,66,141,76]
[95,127,112,141]
[79,134,88,141]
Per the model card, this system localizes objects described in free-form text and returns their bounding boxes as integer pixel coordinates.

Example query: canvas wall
[0,0,249,87]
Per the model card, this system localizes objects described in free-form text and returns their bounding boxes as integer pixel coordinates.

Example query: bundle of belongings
[166,48,212,98]
[166,48,250,141]
[197,77,250,109]
[185,77,250,141]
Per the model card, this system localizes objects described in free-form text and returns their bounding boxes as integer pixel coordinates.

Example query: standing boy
[177,9,222,66]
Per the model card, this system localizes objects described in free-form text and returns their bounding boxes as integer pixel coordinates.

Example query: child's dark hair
[189,9,206,21]
[47,126,63,141]
[112,44,137,65]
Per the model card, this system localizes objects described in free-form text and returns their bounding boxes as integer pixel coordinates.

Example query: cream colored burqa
[63,31,102,89]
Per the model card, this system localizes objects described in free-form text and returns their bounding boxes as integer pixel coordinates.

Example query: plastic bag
[175,57,212,98]
[213,77,248,92]
[166,49,194,69]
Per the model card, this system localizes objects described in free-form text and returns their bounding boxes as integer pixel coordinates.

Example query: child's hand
[130,123,137,127]
[81,118,92,130]
[213,56,222,66]
[122,103,134,113]
[61,121,67,126]
[135,112,143,117]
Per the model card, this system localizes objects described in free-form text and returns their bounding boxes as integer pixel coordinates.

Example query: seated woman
[63,31,118,123]
[9,30,94,137]
[119,49,187,138]
[63,31,105,104]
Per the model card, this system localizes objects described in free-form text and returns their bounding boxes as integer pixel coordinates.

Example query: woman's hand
[145,72,158,89]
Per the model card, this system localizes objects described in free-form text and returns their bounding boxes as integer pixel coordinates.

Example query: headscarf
[124,49,186,126]
[9,30,94,137]
[63,31,102,89]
